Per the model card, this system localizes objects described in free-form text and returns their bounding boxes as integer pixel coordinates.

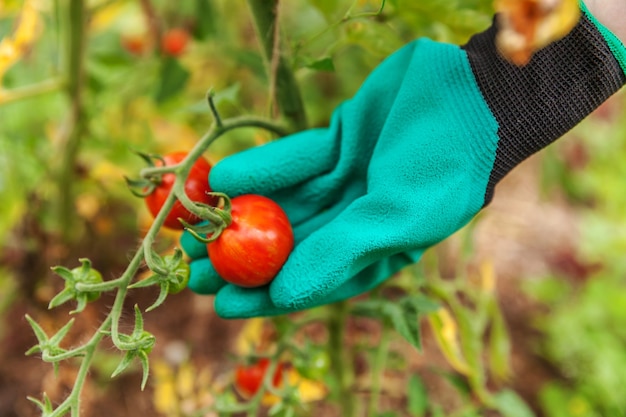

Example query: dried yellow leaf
[152,361,178,414]
[176,362,196,398]
[234,318,265,355]
[288,369,328,403]
[260,368,328,406]
[75,193,100,220]
[0,0,42,81]
[428,308,471,375]
[480,260,496,294]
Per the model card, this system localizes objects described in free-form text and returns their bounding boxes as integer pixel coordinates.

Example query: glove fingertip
[214,285,287,319]
[209,129,335,197]
[188,258,226,295]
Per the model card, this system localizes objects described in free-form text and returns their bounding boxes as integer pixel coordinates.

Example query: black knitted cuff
[462,14,626,205]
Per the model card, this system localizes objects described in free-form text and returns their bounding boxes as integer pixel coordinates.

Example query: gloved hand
[182,4,626,319]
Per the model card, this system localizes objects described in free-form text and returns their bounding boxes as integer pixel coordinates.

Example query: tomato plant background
[0,0,625,416]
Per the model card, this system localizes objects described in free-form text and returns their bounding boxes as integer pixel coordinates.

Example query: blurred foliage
[530,94,626,417]
[3,0,626,416]
[0,0,494,246]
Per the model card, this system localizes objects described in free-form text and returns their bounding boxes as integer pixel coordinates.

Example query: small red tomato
[161,28,189,57]
[208,195,294,287]
[144,152,217,229]
[121,34,147,56]
[235,359,285,398]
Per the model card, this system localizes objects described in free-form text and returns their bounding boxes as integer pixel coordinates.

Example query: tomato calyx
[126,150,228,230]
[109,305,155,390]
[49,258,103,314]
[180,192,233,243]
[124,151,172,198]
[129,248,190,311]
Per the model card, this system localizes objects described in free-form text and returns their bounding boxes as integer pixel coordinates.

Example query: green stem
[109,247,148,350]
[142,238,168,276]
[35,85,291,416]
[0,79,65,106]
[75,277,125,293]
[43,345,87,362]
[47,311,112,417]
[139,163,179,178]
[56,0,87,243]
[207,90,223,128]
[171,116,288,228]
[328,302,356,417]
[247,0,307,131]
[367,319,392,417]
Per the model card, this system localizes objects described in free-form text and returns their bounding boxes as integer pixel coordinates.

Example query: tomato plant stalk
[56,0,87,243]
[247,0,307,131]
[328,301,357,417]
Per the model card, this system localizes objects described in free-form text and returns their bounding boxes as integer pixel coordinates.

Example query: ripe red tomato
[208,195,294,287]
[234,359,285,398]
[144,152,217,229]
[161,28,189,57]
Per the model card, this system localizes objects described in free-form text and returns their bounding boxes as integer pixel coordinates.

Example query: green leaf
[305,57,335,72]
[439,371,471,398]
[268,401,285,416]
[213,83,241,104]
[193,0,217,40]
[155,57,190,104]
[493,390,535,417]
[351,299,385,318]
[538,383,578,417]
[405,293,440,314]
[354,293,436,350]
[383,302,421,350]
[407,375,428,417]
[430,405,445,417]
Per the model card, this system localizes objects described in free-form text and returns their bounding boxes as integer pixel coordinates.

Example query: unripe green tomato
[71,265,103,302]
[167,256,190,294]
[295,350,330,380]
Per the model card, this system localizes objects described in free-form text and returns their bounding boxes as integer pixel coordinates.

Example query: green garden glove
[181,4,626,319]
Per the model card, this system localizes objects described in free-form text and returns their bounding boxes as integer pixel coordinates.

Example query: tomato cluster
[121,28,190,57]
[142,152,294,289]
[234,358,285,398]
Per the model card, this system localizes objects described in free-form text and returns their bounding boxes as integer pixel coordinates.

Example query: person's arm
[585,0,626,42]
[462,1,626,203]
